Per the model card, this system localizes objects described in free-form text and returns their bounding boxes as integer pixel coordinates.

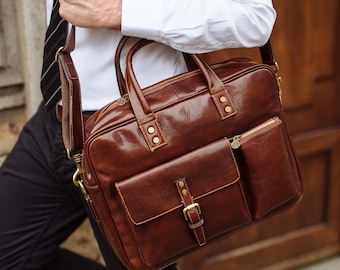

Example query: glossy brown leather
[57,27,303,270]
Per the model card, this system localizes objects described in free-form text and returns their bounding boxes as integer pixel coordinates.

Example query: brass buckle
[271,61,283,103]
[55,46,65,62]
[183,203,201,221]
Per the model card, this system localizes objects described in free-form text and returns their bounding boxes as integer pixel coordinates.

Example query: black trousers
[0,103,177,270]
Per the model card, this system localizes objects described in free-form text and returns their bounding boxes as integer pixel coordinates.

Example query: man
[0,0,276,269]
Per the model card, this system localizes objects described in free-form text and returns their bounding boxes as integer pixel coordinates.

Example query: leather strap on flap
[176,179,206,246]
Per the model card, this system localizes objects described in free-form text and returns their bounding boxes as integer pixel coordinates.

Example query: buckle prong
[183,203,201,221]
[55,46,65,62]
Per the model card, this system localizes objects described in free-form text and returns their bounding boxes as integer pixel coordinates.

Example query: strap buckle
[55,46,65,62]
[183,203,201,221]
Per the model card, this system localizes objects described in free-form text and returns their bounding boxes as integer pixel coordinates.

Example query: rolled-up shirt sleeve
[121,0,276,53]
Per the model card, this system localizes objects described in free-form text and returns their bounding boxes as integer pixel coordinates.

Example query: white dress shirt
[46,0,276,111]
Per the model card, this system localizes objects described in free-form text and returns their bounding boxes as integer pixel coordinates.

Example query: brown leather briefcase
[57,27,303,270]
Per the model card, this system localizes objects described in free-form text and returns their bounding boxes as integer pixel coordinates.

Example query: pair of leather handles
[114,34,277,97]
[57,26,277,154]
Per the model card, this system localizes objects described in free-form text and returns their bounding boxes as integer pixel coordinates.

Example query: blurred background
[0,0,339,269]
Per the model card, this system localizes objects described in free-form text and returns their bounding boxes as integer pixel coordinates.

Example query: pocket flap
[115,138,240,225]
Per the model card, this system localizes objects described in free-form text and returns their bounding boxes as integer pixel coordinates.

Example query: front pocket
[229,117,303,219]
[115,138,251,267]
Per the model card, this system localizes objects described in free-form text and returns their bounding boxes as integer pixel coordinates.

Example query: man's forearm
[58,0,276,54]
[59,0,122,29]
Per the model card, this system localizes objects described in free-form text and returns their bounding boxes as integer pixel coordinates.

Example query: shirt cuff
[121,0,163,40]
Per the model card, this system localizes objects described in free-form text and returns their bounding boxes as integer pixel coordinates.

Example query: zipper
[113,60,259,105]
[105,60,265,110]
[116,93,130,106]
[93,93,129,120]
[228,117,281,150]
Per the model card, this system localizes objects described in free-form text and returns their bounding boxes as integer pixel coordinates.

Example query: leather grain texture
[80,43,303,270]
[57,29,303,270]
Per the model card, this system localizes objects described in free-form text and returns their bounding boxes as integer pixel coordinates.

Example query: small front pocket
[229,117,303,219]
[115,138,251,267]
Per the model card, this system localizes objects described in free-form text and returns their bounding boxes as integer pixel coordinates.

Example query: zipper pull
[117,94,129,106]
[230,136,241,149]
[229,135,241,150]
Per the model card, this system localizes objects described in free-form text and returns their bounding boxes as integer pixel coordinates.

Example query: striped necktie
[40,0,68,110]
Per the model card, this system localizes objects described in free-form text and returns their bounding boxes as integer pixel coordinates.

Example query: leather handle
[125,39,235,114]
[114,36,130,96]
[125,39,239,151]
[115,37,277,96]
[114,37,200,96]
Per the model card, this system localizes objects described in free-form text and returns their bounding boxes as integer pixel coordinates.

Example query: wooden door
[179,0,340,269]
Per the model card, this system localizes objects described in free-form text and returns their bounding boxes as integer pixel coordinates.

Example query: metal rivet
[179,181,185,188]
[182,189,188,196]
[147,126,155,134]
[219,96,227,103]
[225,106,232,113]
[152,136,160,144]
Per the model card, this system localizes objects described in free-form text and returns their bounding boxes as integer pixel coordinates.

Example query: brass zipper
[229,117,281,150]
[109,60,261,109]
[116,93,130,106]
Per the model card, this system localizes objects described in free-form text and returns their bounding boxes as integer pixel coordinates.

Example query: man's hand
[59,0,122,29]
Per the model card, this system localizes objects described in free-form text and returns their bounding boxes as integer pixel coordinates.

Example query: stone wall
[0,1,103,265]
[0,0,46,161]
